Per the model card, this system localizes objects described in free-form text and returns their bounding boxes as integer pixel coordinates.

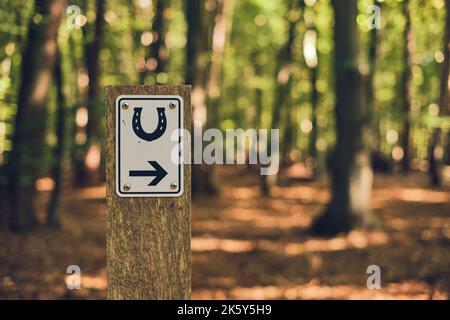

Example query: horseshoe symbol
[132,107,167,141]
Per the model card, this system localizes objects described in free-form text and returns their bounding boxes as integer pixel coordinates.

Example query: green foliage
[0,0,448,174]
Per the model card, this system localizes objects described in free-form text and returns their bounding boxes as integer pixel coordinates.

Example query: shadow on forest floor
[1,166,449,299]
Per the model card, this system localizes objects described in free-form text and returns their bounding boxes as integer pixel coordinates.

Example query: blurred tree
[283,0,307,165]
[207,0,235,129]
[47,48,67,227]
[185,0,218,195]
[128,0,141,59]
[0,1,34,229]
[303,0,319,172]
[429,0,450,186]
[400,0,413,173]
[185,0,205,87]
[310,0,376,236]
[252,54,264,131]
[68,33,82,174]
[367,1,381,152]
[73,0,105,186]
[203,0,235,193]
[262,0,302,195]
[140,0,169,83]
[186,0,208,195]
[443,0,450,165]
[7,0,66,231]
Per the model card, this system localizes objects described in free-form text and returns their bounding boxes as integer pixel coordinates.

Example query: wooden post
[105,85,191,299]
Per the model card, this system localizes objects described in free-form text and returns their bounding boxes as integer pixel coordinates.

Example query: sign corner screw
[170,182,177,190]
[122,102,129,110]
[169,102,176,109]
[123,183,131,191]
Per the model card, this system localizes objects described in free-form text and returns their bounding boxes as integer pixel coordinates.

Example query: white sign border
[115,94,184,197]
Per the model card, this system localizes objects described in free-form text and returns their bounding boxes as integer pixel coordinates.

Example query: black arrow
[129,160,168,186]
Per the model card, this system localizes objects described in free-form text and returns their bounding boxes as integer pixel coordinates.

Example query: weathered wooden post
[105,85,191,299]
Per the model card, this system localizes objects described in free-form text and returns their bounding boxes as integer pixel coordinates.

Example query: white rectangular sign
[116,95,183,197]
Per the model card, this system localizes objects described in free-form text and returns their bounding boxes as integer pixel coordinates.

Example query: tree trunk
[308,65,318,161]
[282,98,295,164]
[429,0,450,186]
[199,0,235,193]
[253,58,264,131]
[206,0,235,129]
[7,0,66,232]
[429,128,443,186]
[185,0,218,196]
[68,34,82,185]
[302,1,320,174]
[439,0,450,119]
[310,0,376,236]
[140,0,169,84]
[127,0,141,59]
[47,48,66,228]
[367,1,381,152]
[400,0,413,173]
[262,2,301,195]
[74,0,105,186]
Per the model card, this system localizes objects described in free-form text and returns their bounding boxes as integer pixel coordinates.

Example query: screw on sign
[105,85,191,300]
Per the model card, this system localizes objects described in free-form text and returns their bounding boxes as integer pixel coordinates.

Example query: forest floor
[1,166,449,299]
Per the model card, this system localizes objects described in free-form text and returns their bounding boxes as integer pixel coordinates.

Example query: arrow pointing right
[129,160,168,186]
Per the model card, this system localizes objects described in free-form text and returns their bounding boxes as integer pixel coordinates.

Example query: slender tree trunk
[428,128,443,186]
[128,0,140,57]
[262,2,300,195]
[68,34,82,184]
[140,0,169,84]
[186,0,210,195]
[206,0,235,129]
[400,0,413,173]
[308,65,318,160]
[185,0,203,87]
[253,59,264,131]
[444,1,450,167]
[429,0,450,186]
[282,97,295,163]
[199,0,235,193]
[47,48,66,227]
[367,2,381,152]
[185,0,218,196]
[302,1,320,174]
[7,0,66,232]
[439,0,450,118]
[74,0,105,186]
[310,0,376,236]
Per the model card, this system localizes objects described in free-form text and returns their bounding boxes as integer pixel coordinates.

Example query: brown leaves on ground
[1,166,449,299]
